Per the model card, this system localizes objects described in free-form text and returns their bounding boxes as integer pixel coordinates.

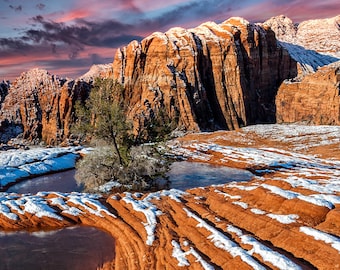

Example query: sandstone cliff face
[265,15,340,73]
[113,17,297,132]
[0,81,9,107]
[0,69,91,144]
[276,62,340,124]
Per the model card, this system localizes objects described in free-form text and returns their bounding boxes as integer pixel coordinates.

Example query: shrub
[75,144,170,193]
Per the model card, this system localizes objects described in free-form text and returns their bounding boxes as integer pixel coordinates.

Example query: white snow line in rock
[171,240,190,266]
[261,184,334,209]
[250,208,266,215]
[183,208,266,270]
[0,202,18,220]
[227,225,302,270]
[171,239,215,269]
[214,189,242,200]
[67,193,116,219]
[48,197,83,216]
[123,192,162,246]
[232,201,248,209]
[266,214,299,224]
[300,227,340,253]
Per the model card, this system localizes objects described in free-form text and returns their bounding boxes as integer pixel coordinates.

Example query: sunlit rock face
[276,61,340,125]
[0,69,92,145]
[265,15,340,58]
[265,15,340,74]
[113,17,297,133]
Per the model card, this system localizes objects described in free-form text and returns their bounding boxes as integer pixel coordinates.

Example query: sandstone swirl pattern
[0,126,339,270]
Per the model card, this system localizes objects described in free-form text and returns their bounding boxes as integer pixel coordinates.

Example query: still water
[7,170,82,194]
[166,161,253,190]
[0,161,252,269]
[7,161,253,194]
[0,226,115,270]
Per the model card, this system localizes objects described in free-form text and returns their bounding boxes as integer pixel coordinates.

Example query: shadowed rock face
[0,81,9,107]
[0,69,92,145]
[113,17,297,133]
[276,62,340,125]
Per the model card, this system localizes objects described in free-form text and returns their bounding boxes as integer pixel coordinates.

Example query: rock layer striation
[113,17,297,132]
[0,126,339,269]
[276,61,340,124]
[0,69,91,145]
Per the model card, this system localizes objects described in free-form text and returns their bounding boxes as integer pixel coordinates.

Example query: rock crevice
[113,18,297,133]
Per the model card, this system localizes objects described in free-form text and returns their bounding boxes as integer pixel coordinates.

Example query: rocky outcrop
[79,64,113,82]
[113,17,297,132]
[0,81,9,107]
[0,69,92,145]
[276,61,340,124]
[0,127,339,269]
[265,15,340,73]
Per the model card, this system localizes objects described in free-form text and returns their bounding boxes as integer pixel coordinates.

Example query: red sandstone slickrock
[276,62,340,125]
[0,125,339,269]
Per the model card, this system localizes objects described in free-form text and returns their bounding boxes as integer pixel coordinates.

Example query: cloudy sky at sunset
[1,0,339,81]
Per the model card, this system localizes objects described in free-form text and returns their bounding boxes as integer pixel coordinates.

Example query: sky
[0,0,339,81]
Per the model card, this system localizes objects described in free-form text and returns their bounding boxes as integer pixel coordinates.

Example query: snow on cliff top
[264,15,340,72]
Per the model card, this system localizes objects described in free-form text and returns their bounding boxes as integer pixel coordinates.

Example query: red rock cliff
[0,69,91,145]
[113,17,297,132]
[276,62,340,125]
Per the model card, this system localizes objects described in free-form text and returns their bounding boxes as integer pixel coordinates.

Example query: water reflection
[6,162,253,194]
[166,161,253,190]
[0,226,115,270]
[7,170,82,194]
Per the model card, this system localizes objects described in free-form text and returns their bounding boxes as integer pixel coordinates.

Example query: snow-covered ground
[0,124,339,269]
[0,147,83,188]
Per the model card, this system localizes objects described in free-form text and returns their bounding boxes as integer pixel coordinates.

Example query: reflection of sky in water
[0,226,115,270]
[167,161,253,190]
[7,170,82,194]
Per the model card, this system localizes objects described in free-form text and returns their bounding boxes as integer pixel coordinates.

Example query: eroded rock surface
[113,17,297,132]
[1,126,339,269]
[265,15,340,73]
[276,62,340,125]
[0,69,91,145]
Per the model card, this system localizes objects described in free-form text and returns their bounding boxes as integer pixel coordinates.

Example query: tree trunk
[112,133,123,165]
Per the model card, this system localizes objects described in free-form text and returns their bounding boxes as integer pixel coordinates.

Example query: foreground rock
[276,61,340,125]
[0,125,339,269]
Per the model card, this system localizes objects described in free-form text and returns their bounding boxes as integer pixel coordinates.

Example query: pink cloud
[55,9,93,23]
[234,0,340,22]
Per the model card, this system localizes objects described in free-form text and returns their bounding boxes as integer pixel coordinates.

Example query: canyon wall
[0,69,91,145]
[5,16,340,144]
[276,62,340,124]
[113,17,297,133]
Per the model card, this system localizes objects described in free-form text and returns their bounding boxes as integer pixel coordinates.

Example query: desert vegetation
[72,77,174,192]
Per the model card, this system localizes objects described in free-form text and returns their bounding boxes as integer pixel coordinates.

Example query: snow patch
[266,214,299,224]
[227,225,301,270]
[300,227,340,253]
[184,208,266,270]
[123,192,162,246]
[171,240,215,269]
